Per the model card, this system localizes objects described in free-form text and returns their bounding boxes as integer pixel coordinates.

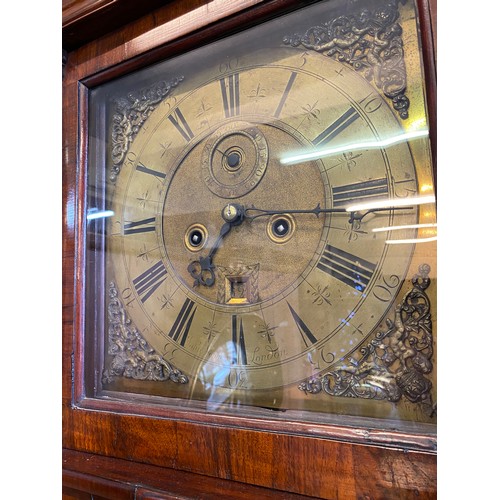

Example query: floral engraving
[307,283,332,306]
[102,282,188,385]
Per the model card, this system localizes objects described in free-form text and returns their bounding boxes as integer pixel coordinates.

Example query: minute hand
[244,204,410,223]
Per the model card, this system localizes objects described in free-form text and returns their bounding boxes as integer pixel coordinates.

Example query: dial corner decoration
[282,0,411,120]
[86,0,437,425]
[109,76,184,182]
[104,281,189,385]
[299,263,436,418]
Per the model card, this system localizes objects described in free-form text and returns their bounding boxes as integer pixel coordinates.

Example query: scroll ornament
[283,0,410,119]
[299,264,436,416]
[110,76,183,181]
[103,282,188,385]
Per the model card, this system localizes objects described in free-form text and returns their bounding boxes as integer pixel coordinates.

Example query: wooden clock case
[62,0,437,498]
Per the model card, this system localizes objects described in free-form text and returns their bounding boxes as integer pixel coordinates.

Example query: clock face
[88,0,437,422]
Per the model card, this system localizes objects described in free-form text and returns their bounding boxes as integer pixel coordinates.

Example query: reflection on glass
[280,129,429,165]
[372,223,437,233]
[85,0,438,426]
[87,209,114,220]
[345,194,435,213]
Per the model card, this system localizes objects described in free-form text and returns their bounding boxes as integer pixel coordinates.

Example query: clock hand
[188,203,411,287]
[187,204,245,287]
[215,148,243,170]
[244,204,410,224]
[244,204,344,220]
[345,207,410,224]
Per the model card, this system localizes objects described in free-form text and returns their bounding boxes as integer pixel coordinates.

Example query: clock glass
[85,0,437,426]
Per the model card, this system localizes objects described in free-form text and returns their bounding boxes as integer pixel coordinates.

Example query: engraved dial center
[162,121,327,306]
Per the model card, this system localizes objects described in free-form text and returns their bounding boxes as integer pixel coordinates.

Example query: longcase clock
[63,0,437,498]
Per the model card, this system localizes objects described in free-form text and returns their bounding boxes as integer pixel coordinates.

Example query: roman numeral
[168,108,194,142]
[124,217,156,235]
[168,298,197,347]
[220,74,240,118]
[333,178,389,208]
[274,71,297,118]
[132,260,168,303]
[312,106,360,147]
[317,245,376,291]
[136,162,166,179]
[287,302,318,348]
[231,315,247,365]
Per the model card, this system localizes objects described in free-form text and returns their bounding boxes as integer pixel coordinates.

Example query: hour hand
[187,204,244,287]
[187,254,217,287]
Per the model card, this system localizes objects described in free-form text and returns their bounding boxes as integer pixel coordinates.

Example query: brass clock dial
[92,0,437,422]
